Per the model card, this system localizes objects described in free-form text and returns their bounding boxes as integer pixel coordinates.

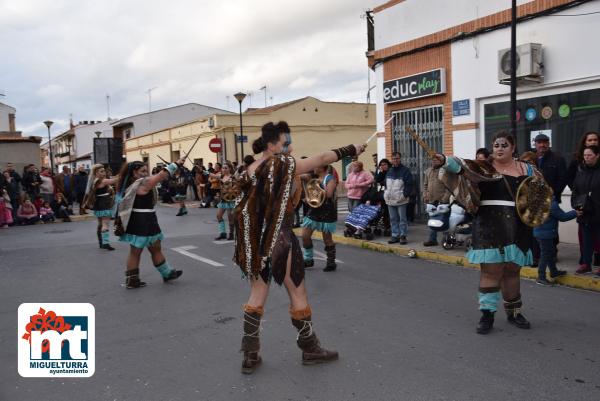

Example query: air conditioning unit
[208,117,215,128]
[498,43,543,85]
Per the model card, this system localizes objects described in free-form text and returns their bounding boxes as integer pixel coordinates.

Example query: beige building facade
[124,97,376,181]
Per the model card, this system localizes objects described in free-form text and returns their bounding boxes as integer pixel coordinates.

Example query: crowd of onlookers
[339,130,600,281]
[0,163,90,228]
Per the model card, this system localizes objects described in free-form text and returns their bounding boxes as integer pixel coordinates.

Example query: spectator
[0,188,13,228]
[375,158,391,236]
[74,165,89,214]
[39,167,55,204]
[33,195,44,213]
[571,145,600,274]
[207,162,215,174]
[39,201,56,223]
[534,133,567,202]
[195,165,209,205]
[17,197,40,225]
[344,161,374,212]
[384,152,414,244]
[519,151,537,165]
[345,155,358,178]
[51,192,72,222]
[475,148,490,161]
[2,170,20,221]
[533,199,576,285]
[422,157,451,246]
[568,132,600,268]
[5,162,22,192]
[22,164,42,200]
[567,131,599,189]
[54,166,75,205]
[372,153,379,174]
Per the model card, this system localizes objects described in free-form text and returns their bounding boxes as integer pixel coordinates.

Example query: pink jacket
[345,170,374,200]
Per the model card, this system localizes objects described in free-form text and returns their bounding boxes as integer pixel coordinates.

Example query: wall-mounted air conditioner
[498,43,543,85]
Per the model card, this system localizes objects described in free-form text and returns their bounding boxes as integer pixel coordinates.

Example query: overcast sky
[0,0,379,138]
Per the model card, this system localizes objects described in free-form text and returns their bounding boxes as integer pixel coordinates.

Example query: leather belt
[132,208,155,213]
[480,200,515,207]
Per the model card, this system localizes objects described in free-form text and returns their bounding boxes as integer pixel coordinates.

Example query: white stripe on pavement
[171,245,225,267]
[313,250,344,264]
[213,240,234,245]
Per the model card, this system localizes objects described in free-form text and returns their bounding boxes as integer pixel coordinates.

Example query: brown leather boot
[241,305,263,374]
[290,306,338,365]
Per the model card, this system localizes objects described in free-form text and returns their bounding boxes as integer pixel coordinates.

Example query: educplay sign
[383,69,446,104]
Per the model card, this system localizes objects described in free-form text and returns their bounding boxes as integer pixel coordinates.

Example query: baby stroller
[344,203,382,240]
[441,203,473,250]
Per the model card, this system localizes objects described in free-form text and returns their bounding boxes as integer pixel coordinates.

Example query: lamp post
[234,92,247,160]
[95,131,102,138]
[44,120,54,174]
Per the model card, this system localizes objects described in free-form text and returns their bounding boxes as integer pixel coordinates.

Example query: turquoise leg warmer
[155,260,173,279]
[218,220,226,234]
[478,291,501,312]
[303,246,314,262]
[101,230,110,245]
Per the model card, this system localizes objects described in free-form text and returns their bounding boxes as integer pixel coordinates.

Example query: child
[39,201,56,222]
[533,199,577,285]
[0,189,13,228]
[17,198,40,225]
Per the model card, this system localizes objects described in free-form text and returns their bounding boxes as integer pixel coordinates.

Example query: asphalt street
[1,206,599,401]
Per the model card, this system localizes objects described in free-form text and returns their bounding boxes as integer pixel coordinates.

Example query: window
[484,87,600,163]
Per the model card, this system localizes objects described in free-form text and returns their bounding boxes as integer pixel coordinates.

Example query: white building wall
[113,104,231,138]
[0,103,16,132]
[374,0,530,50]
[451,1,600,145]
[73,121,114,161]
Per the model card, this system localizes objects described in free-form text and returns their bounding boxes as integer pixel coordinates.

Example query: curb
[294,228,600,293]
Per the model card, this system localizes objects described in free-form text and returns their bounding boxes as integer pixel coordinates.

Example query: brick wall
[382,44,454,159]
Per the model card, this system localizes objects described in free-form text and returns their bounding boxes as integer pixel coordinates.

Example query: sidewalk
[296,218,600,293]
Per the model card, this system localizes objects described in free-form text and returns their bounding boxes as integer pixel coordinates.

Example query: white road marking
[213,240,234,245]
[171,245,225,267]
[313,250,344,264]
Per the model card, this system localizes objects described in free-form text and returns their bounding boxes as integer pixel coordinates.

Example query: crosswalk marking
[313,250,344,264]
[171,245,225,267]
[213,240,234,245]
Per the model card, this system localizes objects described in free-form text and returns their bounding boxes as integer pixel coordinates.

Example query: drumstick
[156,155,169,164]
[184,135,202,159]
[405,126,437,159]
[364,115,395,147]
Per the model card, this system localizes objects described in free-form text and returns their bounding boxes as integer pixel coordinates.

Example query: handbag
[572,193,593,213]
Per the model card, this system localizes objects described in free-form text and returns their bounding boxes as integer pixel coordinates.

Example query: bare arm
[98,177,119,187]
[325,178,336,198]
[295,143,366,175]
[138,158,184,195]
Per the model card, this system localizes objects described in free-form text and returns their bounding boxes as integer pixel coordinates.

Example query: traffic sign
[236,135,248,143]
[208,138,222,153]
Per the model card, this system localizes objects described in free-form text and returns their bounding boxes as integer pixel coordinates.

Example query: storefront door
[392,105,444,217]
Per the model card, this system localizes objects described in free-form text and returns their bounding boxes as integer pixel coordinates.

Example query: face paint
[282,133,292,153]
[493,138,510,149]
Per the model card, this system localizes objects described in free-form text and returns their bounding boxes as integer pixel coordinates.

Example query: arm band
[331,145,357,162]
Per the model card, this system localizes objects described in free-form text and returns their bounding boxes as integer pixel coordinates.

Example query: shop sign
[383,69,446,104]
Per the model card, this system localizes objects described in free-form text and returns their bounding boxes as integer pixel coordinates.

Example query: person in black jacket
[375,158,391,236]
[567,131,599,189]
[73,165,89,214]
[571,145,600,275]
[22,164,42,200]
[533,133,567,202]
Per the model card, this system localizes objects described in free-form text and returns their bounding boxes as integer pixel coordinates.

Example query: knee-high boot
[241,304,263,374]
[154,260,183,282]
[290,306,338,365]
[302,244,314,268]
[215,220,226,240]
[476,287,500,334]
[125,268,146,289]
[504,295,530,329]
[323,244,336,272]
[101,230,115,251]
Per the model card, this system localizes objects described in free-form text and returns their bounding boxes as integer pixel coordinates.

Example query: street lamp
[44,120,54,174]
[234,92,246,160]
[95,131,102,138]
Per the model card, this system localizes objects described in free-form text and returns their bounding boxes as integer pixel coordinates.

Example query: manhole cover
[44,229,72,234]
